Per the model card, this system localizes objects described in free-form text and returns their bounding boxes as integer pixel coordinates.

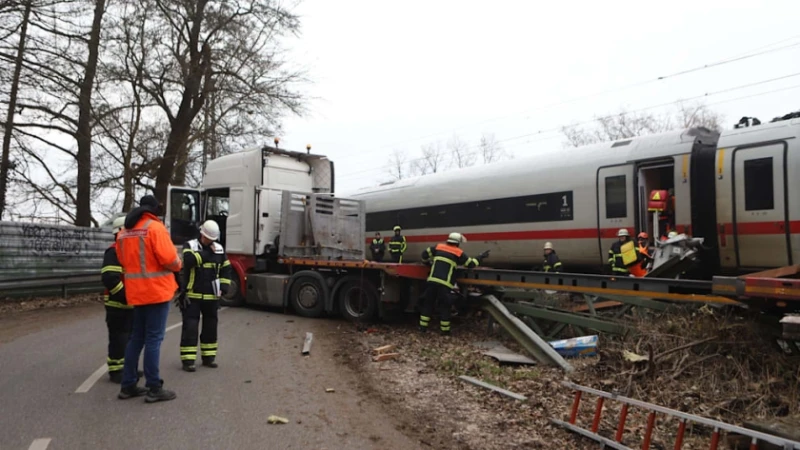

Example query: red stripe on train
[367,220,800,244]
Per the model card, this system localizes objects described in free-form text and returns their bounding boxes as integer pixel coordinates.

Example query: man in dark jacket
[388,225,407,263]
[370,232,385,262]
[177,220,232,371]
[542,242,562,273]
[418,232,489,335]
[608,228,633,275]
[102,216,135,383]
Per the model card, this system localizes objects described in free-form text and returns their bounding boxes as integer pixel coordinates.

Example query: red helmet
[637,232,648,239]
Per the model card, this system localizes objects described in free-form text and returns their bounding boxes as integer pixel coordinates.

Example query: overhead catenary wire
[336,76,800,184]
[326,35,800,158]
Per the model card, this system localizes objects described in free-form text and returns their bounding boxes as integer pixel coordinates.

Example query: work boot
[145,381,176,404]
[440,329,451,337]
[418,325,428,333]
[182,361,196,372]
[109,371,123,384]
[202,358,218,368]
[118,384,148,400]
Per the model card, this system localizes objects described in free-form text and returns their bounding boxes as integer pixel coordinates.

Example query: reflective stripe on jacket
[116,213,182,305]
[388,235,407,254]
[543,252,562,273]
[421,243,479,288]
[101,242,131,309]
[608,240,629,274]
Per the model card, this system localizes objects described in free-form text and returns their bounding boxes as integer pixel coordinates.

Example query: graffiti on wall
[21,224,94,255]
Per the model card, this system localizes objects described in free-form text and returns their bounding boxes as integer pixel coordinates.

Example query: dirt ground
[0,293,103,343]
[332,305,800,450]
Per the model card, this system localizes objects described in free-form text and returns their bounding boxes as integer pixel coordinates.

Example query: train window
[744,157,774,211]
[605,175,627,218]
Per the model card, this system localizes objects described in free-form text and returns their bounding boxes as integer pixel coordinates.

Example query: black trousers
[389,252,403,263]
[371,251,384,262]
[105,305,134,373]
[180,300,219,363]
[418,282,453,332]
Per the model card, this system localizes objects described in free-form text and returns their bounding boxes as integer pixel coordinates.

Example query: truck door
[596,165,635,266]
[732,142,790,268]
[166,186,202,246]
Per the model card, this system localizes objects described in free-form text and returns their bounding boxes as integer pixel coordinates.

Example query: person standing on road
[541,242,562,273]
[388,225,407,263]
[419,233,489,335]
[101,216,135,384]
[370,232,385,262]
[116,195,183,403]
[176,220,231,372]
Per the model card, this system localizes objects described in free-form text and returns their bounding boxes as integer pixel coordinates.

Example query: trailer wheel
[338,278,378,322]
[289,274,327,318]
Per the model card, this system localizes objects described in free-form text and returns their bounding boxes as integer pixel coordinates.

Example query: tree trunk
[154,116,193,205]
[0,0,32,220]
[74,0,106,226]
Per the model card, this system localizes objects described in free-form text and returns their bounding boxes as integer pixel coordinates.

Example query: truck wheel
[220,271,244,307]
[338,279,378,322]
[289,274,326,318]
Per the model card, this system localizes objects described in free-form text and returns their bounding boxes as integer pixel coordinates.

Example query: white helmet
[111,216,125,234]
[543,242,553,250]
[200,220,221,241]
[617,228,630,237]
[668,231,678,238]
[447,232,466,244]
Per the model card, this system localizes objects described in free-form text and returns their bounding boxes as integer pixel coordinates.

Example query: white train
[349,112,800,277]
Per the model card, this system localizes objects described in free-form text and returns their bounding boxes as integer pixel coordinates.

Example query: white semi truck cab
[165,144,335,255]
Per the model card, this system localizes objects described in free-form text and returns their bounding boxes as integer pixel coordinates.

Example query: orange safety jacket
[116,212,182,305]
[628,244,651,278]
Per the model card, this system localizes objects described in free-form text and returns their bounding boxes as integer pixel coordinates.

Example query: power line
[329,35,800,158]
[336,77,800,183]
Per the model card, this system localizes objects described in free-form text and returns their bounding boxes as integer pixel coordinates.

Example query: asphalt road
[0,302,420,450]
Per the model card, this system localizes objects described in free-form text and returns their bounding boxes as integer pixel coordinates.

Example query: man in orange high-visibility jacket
[116,195,183,404]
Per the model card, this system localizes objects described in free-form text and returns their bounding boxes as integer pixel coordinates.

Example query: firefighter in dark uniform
[370,232,385,262]
[542,242,562,272]
[388,225,407,263]
[176,220,232,371]
[419,233,489,335]
[608,228,632,275]
[101,216,135,383]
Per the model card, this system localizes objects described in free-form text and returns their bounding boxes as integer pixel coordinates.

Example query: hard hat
[200,220,221,241]
[111,216,125,234]
[543,242,553,250]
[668,231,678,238]
[637,232,648,239]
[393,225,401,231]
[447,232,466,244]
[617,228,630,237]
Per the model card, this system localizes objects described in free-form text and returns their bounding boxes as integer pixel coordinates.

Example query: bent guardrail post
[480,295,574,373]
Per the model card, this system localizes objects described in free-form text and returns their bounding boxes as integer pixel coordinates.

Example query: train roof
[348,127,717,207]
[717,115,800,147]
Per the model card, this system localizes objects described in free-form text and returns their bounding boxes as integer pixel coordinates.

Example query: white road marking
[75,307,228,394]
[28,438,52,450]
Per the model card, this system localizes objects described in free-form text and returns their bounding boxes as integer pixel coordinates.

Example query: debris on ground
[334,305,800,450]
[459,375,527,401]
[302,332,313,355]
[267,415,289,424]
[325,388,335,393]
[0,293,101,314]
[372,344,399,362]
[548,335,598,358]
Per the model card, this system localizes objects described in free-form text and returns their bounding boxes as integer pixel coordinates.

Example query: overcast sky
[277,0,800,195]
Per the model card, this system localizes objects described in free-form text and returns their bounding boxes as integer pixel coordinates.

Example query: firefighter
[388,225,407,263]
[419,233,489,335]
[542,242,562,272]
[101,216,136,384]
[176,220,232,371]
[608,229,633,275]
[628,232,652,278]
[370,232,385,262]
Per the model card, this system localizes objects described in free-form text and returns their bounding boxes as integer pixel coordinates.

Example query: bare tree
[413,141,447,175]
[386,148,409,181]
[0,0,31,220]
[447,134,475,168]
[561,101,725,148]
[478,133,510,164]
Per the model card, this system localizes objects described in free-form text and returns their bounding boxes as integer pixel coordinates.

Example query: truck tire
[289,273,327,318]
[220,271,245,307]
[337,278,378,322]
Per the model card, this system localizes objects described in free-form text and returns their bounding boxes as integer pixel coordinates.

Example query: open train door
[166,185,202,247]
[732,142,791,268]
[596,164,635,266]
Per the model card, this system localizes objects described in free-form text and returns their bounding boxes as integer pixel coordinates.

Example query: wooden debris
[372,344,396,354]
[267,415,289,424]
[325,388,335,393]
[458,375,527,401]
[372,352,400,362]
[301,332,313,355]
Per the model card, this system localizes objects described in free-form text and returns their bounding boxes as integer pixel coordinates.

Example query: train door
[635,160,675,240]
[732,143,790,268]
[596,165,635,265]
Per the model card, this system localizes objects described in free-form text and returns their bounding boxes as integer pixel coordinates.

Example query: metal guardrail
[0,273,103,299]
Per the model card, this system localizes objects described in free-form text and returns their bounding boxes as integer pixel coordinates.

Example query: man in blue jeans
[116,195,183,403]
